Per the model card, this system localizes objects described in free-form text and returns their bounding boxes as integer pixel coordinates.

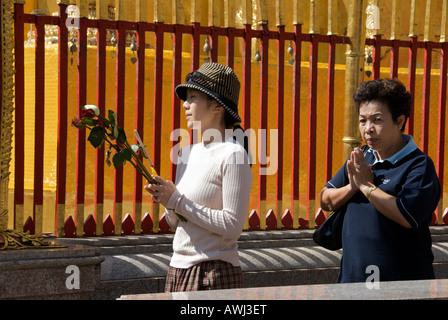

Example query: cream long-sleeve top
[164,137,253,269]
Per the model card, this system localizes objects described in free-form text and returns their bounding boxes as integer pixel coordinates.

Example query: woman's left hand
[347,147,374,191]
[144,175,177,207]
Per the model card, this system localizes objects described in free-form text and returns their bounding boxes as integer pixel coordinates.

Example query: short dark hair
[353,78,412,132]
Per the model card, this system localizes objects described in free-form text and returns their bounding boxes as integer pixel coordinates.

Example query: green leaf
[123,148,133,161]
[116,126,127,144]
[83,118,98,126]
[108,110,117,125]
[98,115,110,128]
[112,151,126,169]
[88,126,106,148]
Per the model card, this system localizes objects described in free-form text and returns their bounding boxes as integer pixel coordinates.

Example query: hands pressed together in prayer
[346,147,375,194]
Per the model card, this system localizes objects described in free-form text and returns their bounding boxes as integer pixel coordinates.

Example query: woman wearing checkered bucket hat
[144,63,253,292]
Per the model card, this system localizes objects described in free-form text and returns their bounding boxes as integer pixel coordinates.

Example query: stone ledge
[55,226,448,254]
[55,226,448,299]
[119,278,448,300]
[0,243,104,300]
[98,243,448,281]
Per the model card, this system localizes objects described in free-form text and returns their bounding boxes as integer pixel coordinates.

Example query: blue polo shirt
[326,135,441,283]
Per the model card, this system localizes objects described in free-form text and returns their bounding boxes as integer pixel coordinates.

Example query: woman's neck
[376,134,406,160]
[201,125,226,145]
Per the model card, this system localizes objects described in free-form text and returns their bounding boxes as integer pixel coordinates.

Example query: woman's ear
[212,103,224,113]
[397,115,406,130]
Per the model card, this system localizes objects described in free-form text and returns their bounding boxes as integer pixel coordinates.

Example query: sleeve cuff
[396,198,419,229]
[166,189,182,210]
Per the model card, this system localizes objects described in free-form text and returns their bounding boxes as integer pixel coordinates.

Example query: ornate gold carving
[1,0,15,232]
[0,229,65,250]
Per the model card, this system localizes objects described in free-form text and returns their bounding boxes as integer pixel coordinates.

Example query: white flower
[83,105,100,116]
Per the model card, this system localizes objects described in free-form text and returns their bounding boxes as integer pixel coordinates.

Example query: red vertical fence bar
[421,42,432,154]
[210,27,218,63]
[407,36,418,136]
[436,42,447,222]
[371,35,381,80]
[171,24,182,181]
[291,24,302,228]
[306,34,319,224]
[190,23,200,145]
[325,36,336,183]
[55,2,69,236]
[95,19,107,236]
[33,15,46,236]
[152,22,164,232]
[133,23,146,234]
[75,17,87,237]
[242,23,251,132]
[13,2,25,232]
[275,26,285,229]
[258,24,269,228]
[241,23,251,229]
[191,22,200,71]
[114,21,126,235]
[390,40,399,79]
[226,27,235,69]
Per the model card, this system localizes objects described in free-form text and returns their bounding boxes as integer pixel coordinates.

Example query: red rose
[80,108,96,119]
[71,118,85,129]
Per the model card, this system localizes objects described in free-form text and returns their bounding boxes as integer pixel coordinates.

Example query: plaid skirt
[165,260,243,292]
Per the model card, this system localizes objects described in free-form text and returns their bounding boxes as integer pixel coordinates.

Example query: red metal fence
[11,1,448,237]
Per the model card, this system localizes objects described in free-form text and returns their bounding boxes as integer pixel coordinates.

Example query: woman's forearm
[320,185,357,212]
[359,185,413,229]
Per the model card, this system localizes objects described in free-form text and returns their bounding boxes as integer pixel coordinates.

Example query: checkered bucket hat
[175,63,242,123]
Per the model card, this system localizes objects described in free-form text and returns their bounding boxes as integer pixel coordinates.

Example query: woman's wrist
[360,183,377,200]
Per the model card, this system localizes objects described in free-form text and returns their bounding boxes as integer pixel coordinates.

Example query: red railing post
[407,36,418,136]
[190,22,201,146]
[372,34,381,80]
[306,34,319,226]
[13,2,25,232]
[242,24,252,131]
[258,23,269,228]
[390,39,399,78]
[191,22,201,71]
[210,26,218,63]
[171,24,183,180]
[33,15,46,236]
[113,21,127,235]
[55,2,69,236]
[95,18,107,236]
[75,16,88,237]
[325,36,336,183]
[133,22,146,234]
[291,24,302,228]
[152,21,165,232]
[436,42,448,222]
[276,25,285,229]
[421,42,433,154]
[226,27,235,69]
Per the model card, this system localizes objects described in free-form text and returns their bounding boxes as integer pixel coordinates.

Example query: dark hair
[353,78,412,132]
[224,110,251,165]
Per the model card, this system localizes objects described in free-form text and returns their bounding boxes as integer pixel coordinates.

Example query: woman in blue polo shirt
[320,78,441,283]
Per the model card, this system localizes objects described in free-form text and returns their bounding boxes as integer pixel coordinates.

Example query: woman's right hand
[347,147,374,192]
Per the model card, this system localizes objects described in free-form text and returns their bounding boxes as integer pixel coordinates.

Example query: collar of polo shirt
[369,134,418,165]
